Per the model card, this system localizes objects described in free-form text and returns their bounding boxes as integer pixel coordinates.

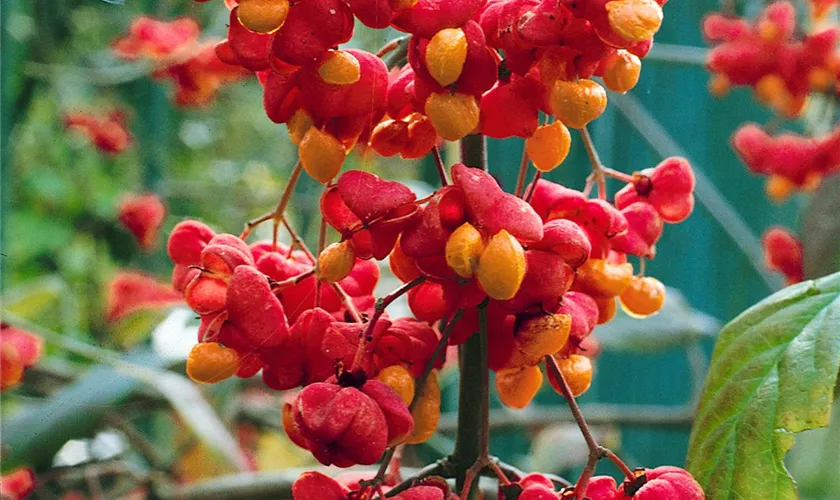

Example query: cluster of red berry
[154,0,709,495]
[761,226,804,285]
[113,17,249,106]
[289,466,704,499]
[198,0,668,181]
[732,123,840,203]
[704,0,839,285]
[809,0,840,19]
[118,193,167,250]
[0,468,37,500]
[63,110,133,155]
[704,1,839,116]
[0,325,42,392]
[515,467,703,499]
[166,155,695,472]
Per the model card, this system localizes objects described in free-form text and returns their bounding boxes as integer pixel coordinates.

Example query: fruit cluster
[584,467,705,499]
[292,471,454,499]
[499,467,703,499]
[118,193,167,251]
[196,0,670,183]
[113,17,249,106]
[0,325,42,392]
[64,110,133,155]
[703,1,840,116]
[0,468,36,500]
[809,0,840,20]
[731,123,840,202]
[762,226,804,285]
[168,155,694,459]
[160,0,706,494]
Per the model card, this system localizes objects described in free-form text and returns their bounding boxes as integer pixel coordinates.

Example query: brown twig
[270,268,316,293]
[432,146,450,186]
[544,355,635,499]
[579,127,607,200]
[524,171,542,202]
[239,161,303,243]
[279,216,363,322]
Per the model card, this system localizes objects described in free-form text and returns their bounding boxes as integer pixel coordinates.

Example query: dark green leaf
[802,175,840,280]
[686,272,840,500]
[1,348,168,472]
[595,288,719,353]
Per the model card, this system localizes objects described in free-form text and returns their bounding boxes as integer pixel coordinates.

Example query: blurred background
[2,0,840,498]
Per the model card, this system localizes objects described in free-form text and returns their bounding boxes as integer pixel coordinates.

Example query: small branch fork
[361,310,464,497]
[544,355,634,499]
[349,277,426,371]
[240,161,304,245]
[580,127,634,199]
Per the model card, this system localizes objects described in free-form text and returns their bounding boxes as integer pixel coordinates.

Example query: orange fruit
[526,121,572,172]
[237,0,290,34]
[445,222,485,278]
[318,50,361,85]
[318,240,356,283]
[426,28,468,87]
[477,230,527,300]
[549,79,607,129]
[425,92,480,141]
[186,342,241,384]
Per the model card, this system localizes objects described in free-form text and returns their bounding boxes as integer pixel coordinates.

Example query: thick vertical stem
[459,134,487,171]
[452,131,490,500]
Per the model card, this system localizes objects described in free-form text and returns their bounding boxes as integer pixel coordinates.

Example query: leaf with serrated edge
[686,272,840,500]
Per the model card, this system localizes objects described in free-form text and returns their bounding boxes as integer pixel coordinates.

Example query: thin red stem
[375,37,405,58]
[272,161,304,250]
[604,449,635,481]
[239,161,303,242]
[601,167,634,183]
[270,268,316,293]
[315,216,328,308]
[514,147,530,198]
[432,146,449,186]
[487,460,513,487]
[545,354,610,500]
[524,171,542,203]
[410,309,463,412]
[349,277,425,371]
[280,216,363,323]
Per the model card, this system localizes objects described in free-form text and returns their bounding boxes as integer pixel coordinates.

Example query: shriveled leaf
[802,175,840,279]
[596,288,719,352]
[686,272,840,500]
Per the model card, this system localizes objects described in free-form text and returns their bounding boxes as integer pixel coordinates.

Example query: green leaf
[595,288,719,353]
[802,176,840,280]
[1,348,168,472]
[2,275,66,317]
[123,367,250,472]
[686,272,840,500]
